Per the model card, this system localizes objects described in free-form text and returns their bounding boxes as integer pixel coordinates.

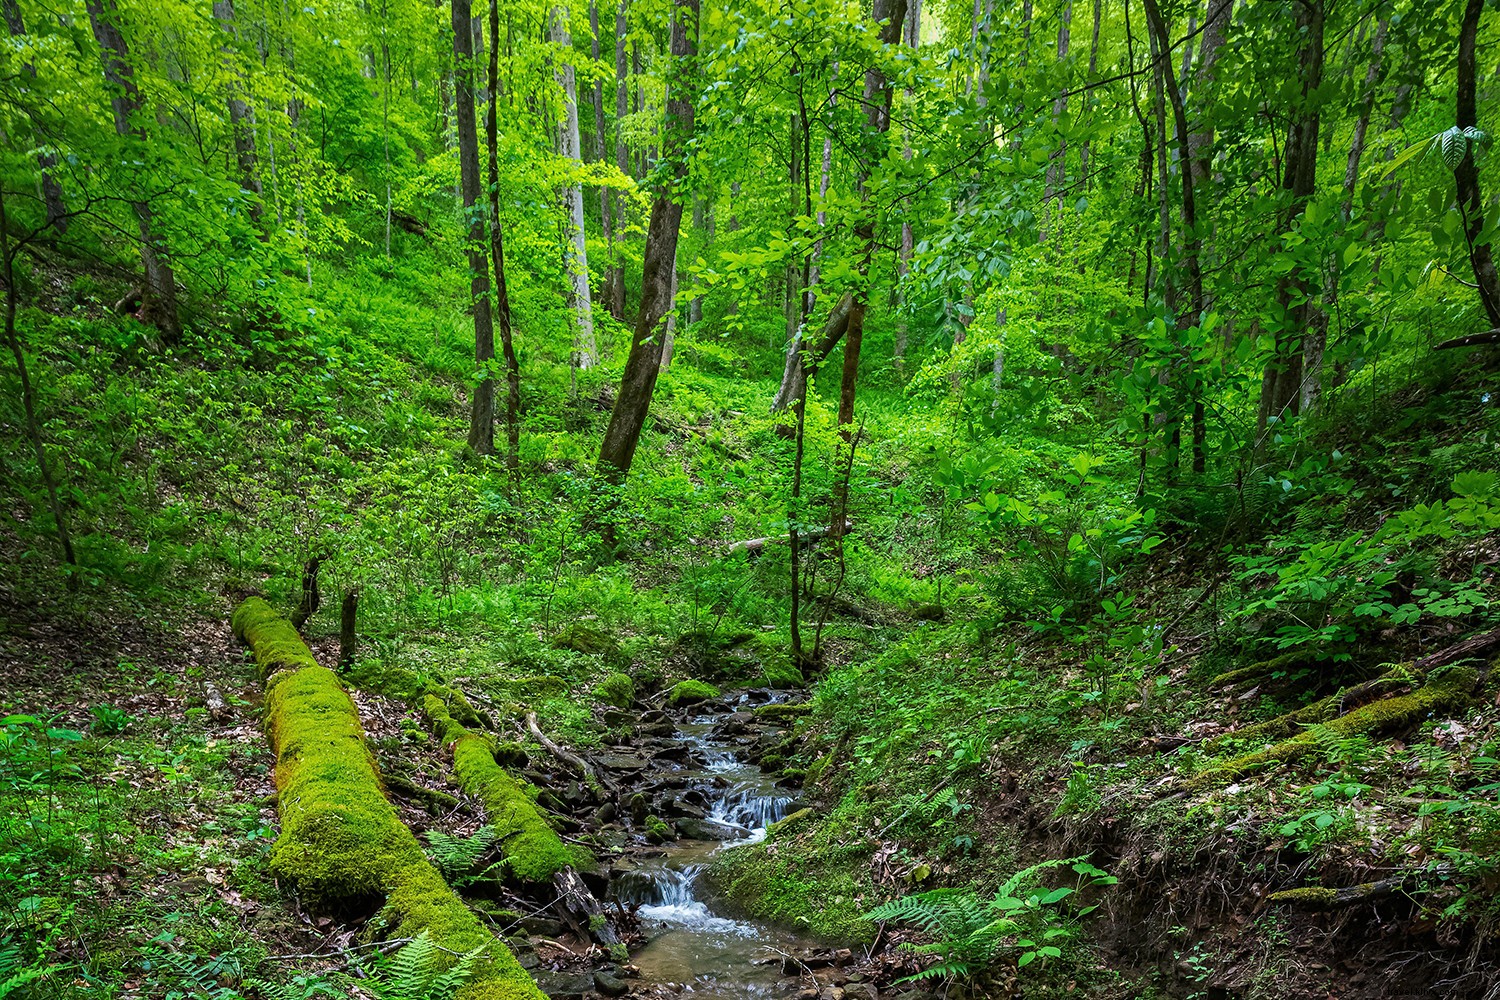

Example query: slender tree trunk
[1257,0,1324,436]
[488,0,521,469]
[454,0,498,456]
[591,0,615,322]
[1456,0,1500,326]
[1078,0,1101,186]
[1342,20,1386,217]
[595,0,698,485]
[551,4,597,368]
[86,0,181,341]
[773,109,809,412]
[3,2,67,233]
[895,0,920,377]
[1041,1,1071,239]
[380,0,391,255]
[688,197,704,324]
[608,0,629,319]
[0,188,77,590]
[828,0,906,533]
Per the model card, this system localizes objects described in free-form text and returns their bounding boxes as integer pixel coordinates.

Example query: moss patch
[667,679,720,706]
[593,672,635,709]
[704,837,876,943]
[233,599,542,1000]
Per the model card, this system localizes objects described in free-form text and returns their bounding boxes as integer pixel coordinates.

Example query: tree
[1455,0,1500,327]
[595,0,699,485]
[454,0,499,456]
[86,0,181,341]
[212,0,263,228]
[488,0,522,470]
[551,3,597,370]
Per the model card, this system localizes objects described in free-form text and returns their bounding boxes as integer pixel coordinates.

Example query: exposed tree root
[1205,667,1419,751]
[232,597,544,1000]
[1189,666,1479,791]
[1266,867,1451,910]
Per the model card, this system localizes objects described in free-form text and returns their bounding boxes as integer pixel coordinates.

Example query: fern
[423,827,498,883]
[865,856,1114,985]
[247,933,484,1000]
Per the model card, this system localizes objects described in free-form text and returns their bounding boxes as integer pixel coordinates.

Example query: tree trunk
[488,0,521,470]
[3,1,68,233]
[1256,0,1324,436]
[591,0,615,322]
[552,4,597,369]
[454,0,498,456]
[1456,0,1500,326]
[1342,20,1386,217]
[773,109,809,412]
[1078,0,1101,186]
[0,187,77,590]
[595,0,698,485]
[86,0,181,341]
[1041,1,1071,239]
[827,0,906,532]
[608,0,629,319]
[339,590,358,669]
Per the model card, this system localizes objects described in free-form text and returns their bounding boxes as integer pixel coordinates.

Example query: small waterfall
[708,784,795,834]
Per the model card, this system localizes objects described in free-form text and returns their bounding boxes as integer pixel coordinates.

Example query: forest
[1,0,1498,996]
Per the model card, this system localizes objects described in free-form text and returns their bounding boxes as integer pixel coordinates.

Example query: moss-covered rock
[703,836,876,942]
[644,815,673,843]
[593,672,635,709]
[667,679,720,706]
[552,624,628,669]
[232,599,543,1000]
[761,659,804,690]
[753,702,813,721]
[422,695,589,882]
[767,807,813,837]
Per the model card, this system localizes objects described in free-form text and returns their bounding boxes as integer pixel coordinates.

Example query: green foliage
[865,858,1117,983]
[423,828,498,884]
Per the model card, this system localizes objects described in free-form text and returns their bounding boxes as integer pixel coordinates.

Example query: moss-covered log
[1189,666,1478,791]
[1267,868,1441,910]
[1205,667,1417,751]
[422,693,584,882]
[232,598,543,1000]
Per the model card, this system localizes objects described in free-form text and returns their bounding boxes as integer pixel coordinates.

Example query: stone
[594,971,630,997]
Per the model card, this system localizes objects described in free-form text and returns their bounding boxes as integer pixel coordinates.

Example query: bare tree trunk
[1078,0,1101,186]
[488,0,521,470]
[551,4,597,368]
[595,0,698,485]
[1257,0,1324,436]
[3,2,67,233]
[86,0,180,341]
[0,188,77,590]
[608,0,629,319]
[1041,1,1071,239]
[773,109,809,412]
[1456,0,1500,326]
[591,0,615,321]
[454,0,498,456]
[661,263,679,369]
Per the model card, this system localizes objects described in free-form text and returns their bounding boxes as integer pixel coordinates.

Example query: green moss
[505,675,570,700]
[1191,666,1478,791]
[761,659,804,690]
[767,807,813,836]
[423,696,587,882]
[232,597,319,678]
[492,741,530,769]
[552,624,624,664]
[704,838,875,943]
[644,815,673,843]
[753,702,813,721]
[1206,650,1322,689]
[1266,886,1339,907]
[593,672,635,709]
[232,599,544,1000]
[667,679,720,706]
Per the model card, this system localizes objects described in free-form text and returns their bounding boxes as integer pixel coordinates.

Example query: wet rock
[595,752,648,772]
[819,987,845,1000]
[796,989,820,1000]
[535,971,595,1000]
[842,985,877,1000]
[594,971,630,997]
[663,797,707,820]
[520,915,566,936]
[602,709,635,727]
[595,802,617,824]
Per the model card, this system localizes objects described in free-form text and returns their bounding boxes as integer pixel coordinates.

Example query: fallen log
[1267,866,1452,910]
[1434,328,1500,350]
[524,711,610,793]
[1414,627,1500,672]
[231,597,545,1000]
[203,682,231,723]
[726,519,853,557]
[1188,665,1479,791]
[424,696,584,882]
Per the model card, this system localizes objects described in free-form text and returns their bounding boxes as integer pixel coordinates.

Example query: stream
[610,701,808,998]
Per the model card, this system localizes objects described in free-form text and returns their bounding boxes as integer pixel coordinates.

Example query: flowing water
[613,707,806,997]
